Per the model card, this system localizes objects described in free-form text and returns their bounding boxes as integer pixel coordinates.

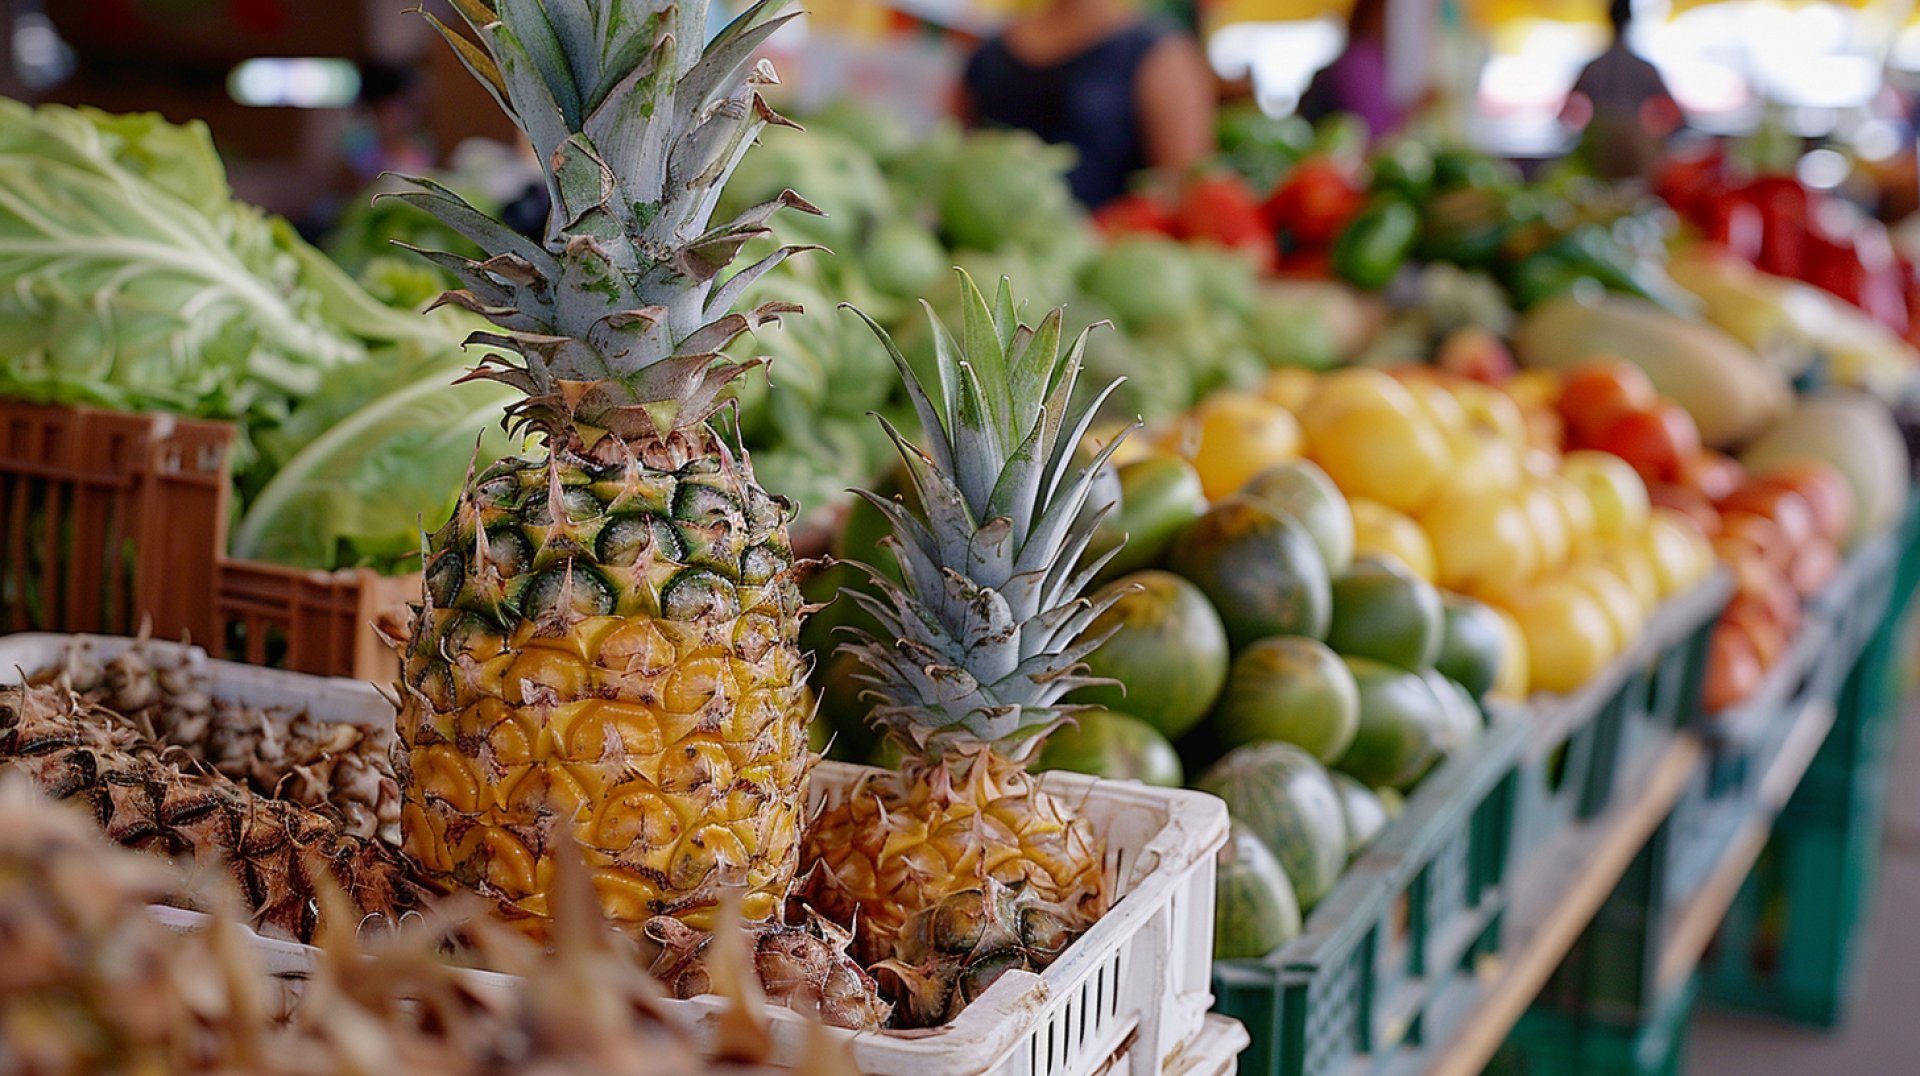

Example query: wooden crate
[0,401,231,644]
[0,400,412,682]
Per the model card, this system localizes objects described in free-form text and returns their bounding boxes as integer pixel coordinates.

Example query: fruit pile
[1550,360,1908,711]
[1054,449,1500,955]
[1247,365,1715,695]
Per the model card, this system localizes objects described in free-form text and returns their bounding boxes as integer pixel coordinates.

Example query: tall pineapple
[797,272,1131,1027]
[387,0,819,933]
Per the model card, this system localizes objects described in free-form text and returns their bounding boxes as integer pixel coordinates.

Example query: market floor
[1685,697,1920,1073]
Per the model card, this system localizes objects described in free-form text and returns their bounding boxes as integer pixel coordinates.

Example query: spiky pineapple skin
[0,681,420,943]
[798,748,1106,1024]
[397,426,811,931]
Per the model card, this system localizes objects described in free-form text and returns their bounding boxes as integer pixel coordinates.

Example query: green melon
[1239,460,1355,574]
[1210,635,1360,761]
[1035,708,1184,787]
[1332,656,1448,790]
[1213,823,1303,959]
[1093,455,1209,581]
[1070,571,1230,739]
[1422,671,1485,758]
[1198,742,1349,909]
[1325,556,1444,671]
[1333,773,1390,856]
[1169,497,1332,648]
[1434,594,1507,698]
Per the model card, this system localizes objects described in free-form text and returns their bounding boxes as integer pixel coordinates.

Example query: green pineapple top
[844,272,1130,758]
[388,0,815,442]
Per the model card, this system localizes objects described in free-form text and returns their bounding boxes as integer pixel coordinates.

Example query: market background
[3,1,1920,1074]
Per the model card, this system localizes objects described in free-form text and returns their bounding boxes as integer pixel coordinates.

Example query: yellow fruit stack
[1260,367,1717,698]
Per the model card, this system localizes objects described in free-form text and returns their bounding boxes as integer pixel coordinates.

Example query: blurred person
[341,62,436,186]
[1299,0,1408,141]
[960,0,1217,208]
[1563,0,1682,181]
[298,62,437,240]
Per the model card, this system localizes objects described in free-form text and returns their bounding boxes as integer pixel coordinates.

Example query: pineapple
[0,679,421,942]
[0,774,274,1074]
[796,272,1131,1026]
[645,905,889,1031]
[387,0,821,933]
[34,635,400,841]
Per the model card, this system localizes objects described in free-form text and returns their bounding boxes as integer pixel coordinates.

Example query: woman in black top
[961,0,1216,208]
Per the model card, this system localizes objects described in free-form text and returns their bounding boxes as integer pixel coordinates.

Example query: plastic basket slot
[1299,932,1368,1074]
[1424,830,1469,964]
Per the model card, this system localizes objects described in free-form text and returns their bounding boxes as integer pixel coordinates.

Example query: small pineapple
[388,0,822,932]
[796,272,1131,1026]
[0,679,422,942]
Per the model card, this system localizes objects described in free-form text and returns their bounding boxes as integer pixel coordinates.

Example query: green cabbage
[0,101,520,572]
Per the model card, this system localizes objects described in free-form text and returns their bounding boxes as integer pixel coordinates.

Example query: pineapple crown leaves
[838,271,1135,756]
[385,0,821,442]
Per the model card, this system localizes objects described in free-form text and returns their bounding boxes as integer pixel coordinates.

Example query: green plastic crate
[1494,976,1699,1076]
[1534,524,1902,1026]
[1699,815,1882,1027]
[1699,499,1920,1027]
[1508,576,1728,866]
[1781,496,1920,825]
[1208,578,1726,1076]
[1210,715,1525,1076]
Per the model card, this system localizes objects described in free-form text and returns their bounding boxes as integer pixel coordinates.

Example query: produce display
[0,670,421,941]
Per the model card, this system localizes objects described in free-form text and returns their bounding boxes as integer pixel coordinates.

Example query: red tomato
[1557,361,1660,445]
[1093,193,1177,237]
[1716,545,1800,634]
[1594,402,1703,483]
[1649,483,1723,536]
[1789,538,1841,599]
[1176,174,1271,249]
[1717,511,1793,575]
[1723,599,1789,668]
[1705,624,1765,712]
[1265,159,1366,245]
[1675,449,1745,502]
[1717,482,1816,549]
[1753,462,1855,545]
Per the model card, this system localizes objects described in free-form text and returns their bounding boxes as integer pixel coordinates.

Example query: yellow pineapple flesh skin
[398,429,811,933]
[803,748,1105,970]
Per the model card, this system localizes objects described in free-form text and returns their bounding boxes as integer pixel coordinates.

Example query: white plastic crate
[1173,1015,1252,1076]
[0,634,1236,1076]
